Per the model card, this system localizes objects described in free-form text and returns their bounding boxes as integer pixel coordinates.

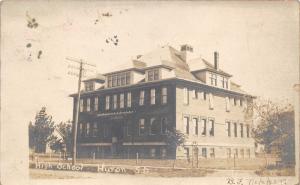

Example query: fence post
[136,152,139,164]
[93,152,95,161]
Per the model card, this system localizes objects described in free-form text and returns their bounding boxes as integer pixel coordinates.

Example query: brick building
[70,44,256,159]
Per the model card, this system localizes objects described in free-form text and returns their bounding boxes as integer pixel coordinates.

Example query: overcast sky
[2,1,299,124]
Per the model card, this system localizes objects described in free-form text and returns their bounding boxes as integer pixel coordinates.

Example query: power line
[66,57,96,165]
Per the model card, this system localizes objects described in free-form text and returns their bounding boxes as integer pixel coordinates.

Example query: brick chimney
[180,44,194,62]
[214,51,219,70]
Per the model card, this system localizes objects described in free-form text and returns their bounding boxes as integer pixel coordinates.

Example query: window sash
[150,89,156,105]
[192,118,198,135]
[105,96,110,110]
[234,123,237,137]
[227,122,231,137]
[87,98,90,112]
[183,117,189,134]
[139,91,145,105]
[120,94,124,108]
[94,97,98,111]
[161,87,167,104]
[139,119,145,136]
[246,125,250,138]
[127,92,131,107]
[209,119,214,136]
[240,124,244,137]
[201,119,207,136]
[113,95,118,109]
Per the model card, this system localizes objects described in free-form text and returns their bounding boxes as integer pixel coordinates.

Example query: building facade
[70,44,256,160]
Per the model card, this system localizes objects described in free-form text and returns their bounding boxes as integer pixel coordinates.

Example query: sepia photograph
[0,1,299,185]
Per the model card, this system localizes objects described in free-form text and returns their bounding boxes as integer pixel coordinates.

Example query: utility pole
[66,57,96,165]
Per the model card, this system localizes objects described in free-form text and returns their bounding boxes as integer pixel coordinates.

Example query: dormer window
[147,68,160,81]
[107,72,131,88]
[85,82,95,91]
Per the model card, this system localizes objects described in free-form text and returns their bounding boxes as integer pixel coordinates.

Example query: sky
[1,1,299,124]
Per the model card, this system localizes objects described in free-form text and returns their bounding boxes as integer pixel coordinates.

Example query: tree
[252,99,295,165]
[165,128,187,158]
[28,107,55,153]
[49,121,72,154]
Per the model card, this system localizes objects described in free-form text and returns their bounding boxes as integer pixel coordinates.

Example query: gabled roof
[188,58,232,77]
[83,74,106,83]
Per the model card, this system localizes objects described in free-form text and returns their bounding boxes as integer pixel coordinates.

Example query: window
[227,121,231,137]
[209,73,217,86]
[121,74,126,85]
[154,69,159,80]
[85,82,94,91]
[127,92,131,107]
[183,88,189,105]
[183,117,189,134]
[161,148,167,158]
[234,149,238,158]
[150,148,156,158]
[94,97,98,111]
[240,123,244,138]
[234,123,237,137]
[221,77,228,89]
[92,123,98,137]
[87,98,90,112]
[104,125,108,137]
[161,87,167,104]
[209,119,214,136]
[202,148,207,158]
[124,123,131,136]
[117,75,121,86]
[120,94,124,108]
[240,99,243,106]
[234,98,237,106]
[192,90,198,99]
[86,123,90,136]
[225,97,230,112]
[139,90,145,106]
[209,93,214,109]
[227,148,231,158]
[150,118,159,135]
[246,149,251,158]
[147,69,160,81]
[112,75,117,87]
[185,147,190,159]
[105,96,110,110]
[79,123,83,136]
[107,72,131,88]
[139,119,146,136]
[80,99,84,112]
[246,125,250,138]
[150,89,156,105]
[210,148,215,158]
[107,76,112,88]
[192,118,198,135]
[113,95,118,109]
[161,118,168,134]
[201,118,207,136]
[240,149,244,158]
[125,72,131,85]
